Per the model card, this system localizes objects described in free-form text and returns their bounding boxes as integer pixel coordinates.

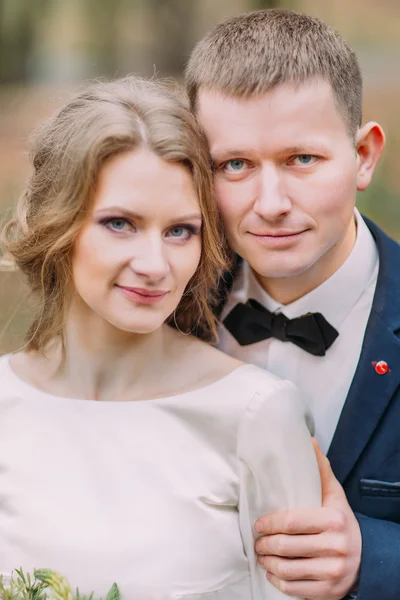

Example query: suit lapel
[327,314,400,483]
[328,219,400,484]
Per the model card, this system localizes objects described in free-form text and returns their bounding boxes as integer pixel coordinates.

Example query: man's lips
[248,229,308,246]
[116,285,169,304]
[249,229,307,237]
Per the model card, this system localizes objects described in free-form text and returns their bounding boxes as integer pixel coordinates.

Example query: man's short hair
[186,8,362,138]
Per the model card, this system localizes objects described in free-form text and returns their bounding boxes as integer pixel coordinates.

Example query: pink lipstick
[116,286,169,305]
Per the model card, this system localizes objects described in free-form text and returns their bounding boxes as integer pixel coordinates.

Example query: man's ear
[356,122,385,191]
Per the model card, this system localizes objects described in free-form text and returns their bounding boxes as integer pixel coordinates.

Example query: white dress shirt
[219,210,379,454]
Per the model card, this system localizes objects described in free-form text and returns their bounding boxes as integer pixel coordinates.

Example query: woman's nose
[129,237,170,282]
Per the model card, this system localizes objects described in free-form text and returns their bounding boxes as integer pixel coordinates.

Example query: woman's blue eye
[167,225,198,241]
[225,159,245,172]
[103,218,131,232]
[170,227,185,237]
[111,219,126,230]
[168,226,190,239]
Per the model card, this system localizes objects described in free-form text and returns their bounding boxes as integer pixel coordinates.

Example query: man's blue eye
[226,159,245,171]
[295,155,315,165]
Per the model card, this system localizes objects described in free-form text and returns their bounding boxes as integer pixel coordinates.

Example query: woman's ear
[356,122,386,191]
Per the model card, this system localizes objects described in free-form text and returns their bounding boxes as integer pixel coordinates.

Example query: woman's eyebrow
[94,206,202,221]
[95,206,144,219]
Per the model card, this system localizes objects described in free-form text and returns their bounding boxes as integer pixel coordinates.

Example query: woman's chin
[107,316,167,336]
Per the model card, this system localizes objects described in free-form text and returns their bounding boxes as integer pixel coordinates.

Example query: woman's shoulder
[216,357,298,403]
[182,336,283,388]
[231,360,294,391]
[230,364,315,440]
[192,344,308,420]
[180,336,297,400]
[0,352,38,400]
[0,353,12,373]
[0,353,20,397]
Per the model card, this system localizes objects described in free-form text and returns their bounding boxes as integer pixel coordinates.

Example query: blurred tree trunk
[0,0,46,83]
[147,0,196,76]
[253,0,298,7]
[253,0,280,6]
[83,0,122,77]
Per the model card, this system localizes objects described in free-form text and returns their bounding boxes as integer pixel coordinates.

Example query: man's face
[197,79,362,298]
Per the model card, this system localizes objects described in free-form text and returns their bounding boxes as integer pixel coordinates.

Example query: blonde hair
[186,8,362,138]
[1,76,230,352]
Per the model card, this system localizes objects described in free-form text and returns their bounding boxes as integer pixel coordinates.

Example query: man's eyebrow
[277,144,331,156]
[94,206,202,221]
[210,149,251,162]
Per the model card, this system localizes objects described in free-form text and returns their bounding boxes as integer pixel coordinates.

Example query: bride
[0,76,320,599]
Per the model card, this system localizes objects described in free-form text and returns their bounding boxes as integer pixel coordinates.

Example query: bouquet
[0,568,119,600]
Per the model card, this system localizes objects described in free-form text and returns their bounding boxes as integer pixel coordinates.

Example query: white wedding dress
[0,354,320,599]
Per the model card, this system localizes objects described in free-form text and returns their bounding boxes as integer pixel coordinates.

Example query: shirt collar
[243,210,379,329]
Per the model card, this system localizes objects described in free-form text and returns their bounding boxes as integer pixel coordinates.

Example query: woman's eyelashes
[99,217,200,241]
[165,224,201,242]
[100,217,135,233]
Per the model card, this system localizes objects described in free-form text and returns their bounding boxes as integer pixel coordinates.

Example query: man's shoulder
[364,217,400,308]
[356,216,400,350]
[363,216,400,260]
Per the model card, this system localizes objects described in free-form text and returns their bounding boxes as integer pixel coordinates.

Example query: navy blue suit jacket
[327,218,400,600]
[218,217,400,599]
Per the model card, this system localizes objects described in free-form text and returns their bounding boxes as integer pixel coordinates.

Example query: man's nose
[253,164,292,220]
[130,235,170,281]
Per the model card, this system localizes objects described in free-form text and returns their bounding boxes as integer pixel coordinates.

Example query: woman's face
[71,148,202,335]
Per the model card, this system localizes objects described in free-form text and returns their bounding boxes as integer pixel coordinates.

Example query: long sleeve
[351,513,400,600]
[237,379,322,599]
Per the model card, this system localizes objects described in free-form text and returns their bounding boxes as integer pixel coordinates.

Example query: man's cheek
[215,196,236,224]
[216,187,247,219]
[214,182,229,209]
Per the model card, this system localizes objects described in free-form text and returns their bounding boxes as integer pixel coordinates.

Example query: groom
[186,8,400,600]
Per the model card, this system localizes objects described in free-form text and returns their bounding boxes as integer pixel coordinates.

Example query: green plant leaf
[104,583,120,600]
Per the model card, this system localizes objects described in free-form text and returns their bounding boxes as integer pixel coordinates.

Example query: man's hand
[255,439,361,599]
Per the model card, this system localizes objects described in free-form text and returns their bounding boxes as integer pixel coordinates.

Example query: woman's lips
[116,285,169,305]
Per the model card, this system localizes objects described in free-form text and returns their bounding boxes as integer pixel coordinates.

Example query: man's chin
[248,259,315,281]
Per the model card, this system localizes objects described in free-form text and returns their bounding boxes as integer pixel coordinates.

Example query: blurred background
[0,0,399,353]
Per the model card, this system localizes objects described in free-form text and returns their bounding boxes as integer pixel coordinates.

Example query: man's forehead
[197,78,334,111]
[197,81,346,151]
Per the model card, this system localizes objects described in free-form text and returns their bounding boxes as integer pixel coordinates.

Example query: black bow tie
[223,299,339,356]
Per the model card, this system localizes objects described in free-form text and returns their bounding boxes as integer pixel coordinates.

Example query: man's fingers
[255,532,339,558]
[265,571,332,599]
[255,508,327,535]
[312,437,345,503]
[312,437,333,487]
[260,555,344,582]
